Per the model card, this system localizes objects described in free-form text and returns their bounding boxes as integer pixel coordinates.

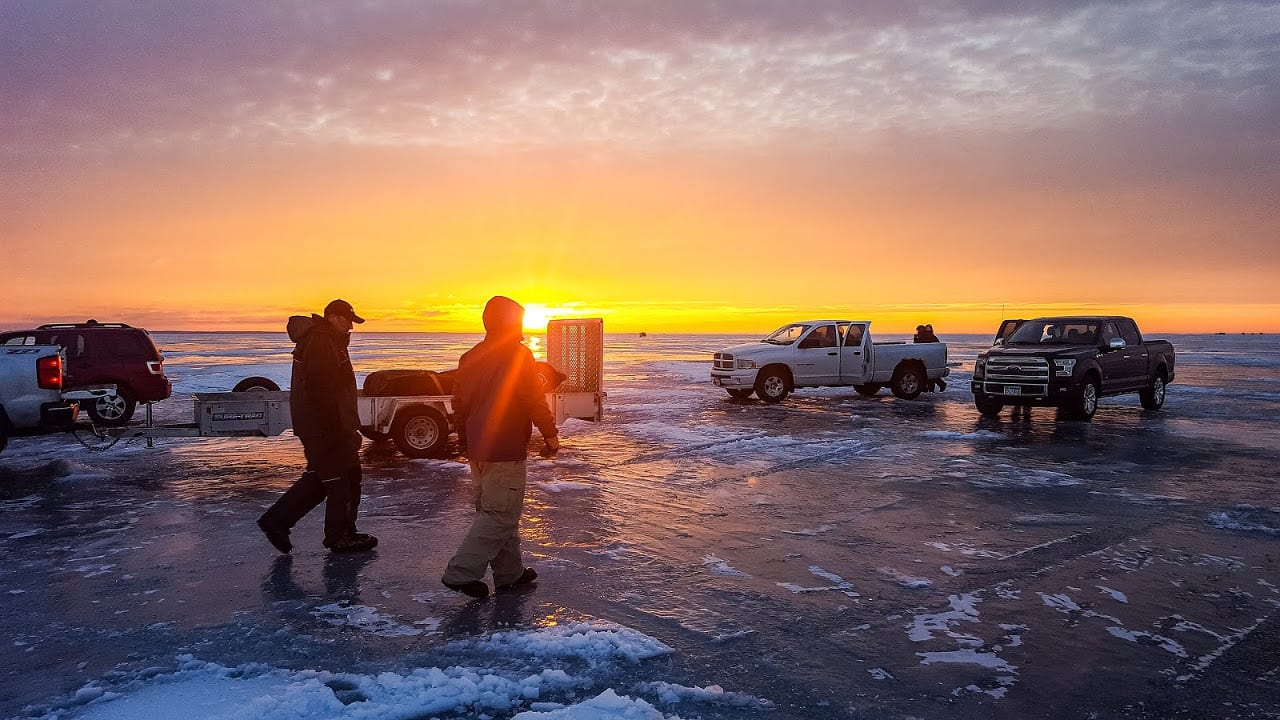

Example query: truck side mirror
[1108,338,1125,350]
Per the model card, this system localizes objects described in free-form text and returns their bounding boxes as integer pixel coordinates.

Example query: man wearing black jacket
[258,299,377,554]
[441,296,559,598]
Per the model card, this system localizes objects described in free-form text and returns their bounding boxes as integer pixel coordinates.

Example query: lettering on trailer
[213,412,265,422]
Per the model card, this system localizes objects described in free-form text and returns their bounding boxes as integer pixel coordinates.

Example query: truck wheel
[360,426,392,442]
[890,366,925,400]
[87,387,136,426]
[754,368,790,403]
[854,384,881,397]
[1070,377,1100,421]
[1139,371,1166,410]
[726,389,753,399]
[391,405,449,458]
[974,395,1004,417]
[232,376,281,393]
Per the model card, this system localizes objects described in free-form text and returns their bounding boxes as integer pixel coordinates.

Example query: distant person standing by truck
[914,324,946,391]
[258,299,377,554]
[441,296,560,599]
[914,324,939,343]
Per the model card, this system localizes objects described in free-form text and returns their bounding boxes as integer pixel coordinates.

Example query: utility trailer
[87,318,606,458]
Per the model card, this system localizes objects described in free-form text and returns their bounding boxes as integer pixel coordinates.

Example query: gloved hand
[540,435,560,458]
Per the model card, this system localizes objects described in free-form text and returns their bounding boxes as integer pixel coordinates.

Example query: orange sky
[3,3,1278,334]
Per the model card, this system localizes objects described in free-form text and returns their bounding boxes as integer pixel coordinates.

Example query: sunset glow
[3,2,1278,334]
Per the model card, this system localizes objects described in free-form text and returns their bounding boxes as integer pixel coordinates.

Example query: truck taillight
[147,360,163,375]
[37,355,63,390]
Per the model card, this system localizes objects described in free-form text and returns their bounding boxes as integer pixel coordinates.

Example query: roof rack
[36,321,135,330]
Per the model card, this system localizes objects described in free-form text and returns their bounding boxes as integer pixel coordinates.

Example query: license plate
[1003,386,1022,396]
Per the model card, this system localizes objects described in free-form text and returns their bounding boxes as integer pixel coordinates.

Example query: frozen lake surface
[2,331,1278,719]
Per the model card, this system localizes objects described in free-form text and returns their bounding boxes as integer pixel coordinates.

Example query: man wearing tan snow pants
[441,296,559,599]
[443,461,527,588]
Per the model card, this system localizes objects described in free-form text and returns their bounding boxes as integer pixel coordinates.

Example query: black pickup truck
[971,316,1175,420]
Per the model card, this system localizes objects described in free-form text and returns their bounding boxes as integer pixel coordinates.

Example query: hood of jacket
[482,296,525,342]
[288,314,349,351]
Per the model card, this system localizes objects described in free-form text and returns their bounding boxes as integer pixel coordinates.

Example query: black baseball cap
[324,298,365,324]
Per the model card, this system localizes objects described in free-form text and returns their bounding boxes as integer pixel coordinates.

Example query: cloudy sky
[2,1,1278,332]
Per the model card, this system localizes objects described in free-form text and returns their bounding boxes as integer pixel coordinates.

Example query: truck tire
[87,386,136,426]
[726,389,753,399]
[974,394,1004,417]
[391,405,449,458]
[1069,376,1100,421]
[854,384,881,397]
[1139,370,1166,410]
[232,376,280,392]
[360,426,392,442]
[754,368,790,403]
[890,365,925,400]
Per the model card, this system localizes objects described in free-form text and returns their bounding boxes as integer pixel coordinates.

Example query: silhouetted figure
[914,324,946,392]
[258,299,377,555]
[441,296,560,599]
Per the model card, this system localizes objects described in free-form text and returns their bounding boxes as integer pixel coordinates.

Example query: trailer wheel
[232,376,280,393]
[890,365,925,400]
[360,427,392,442]
[87,386,136,426]
[854,384,881,397]
[391,406,449,458]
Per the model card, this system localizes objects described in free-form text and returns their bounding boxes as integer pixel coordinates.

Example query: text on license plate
[1003,386,1022,396]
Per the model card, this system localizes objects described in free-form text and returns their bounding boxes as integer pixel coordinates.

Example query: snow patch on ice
[775,566,858,596]
[918,648,1015,672]
[311,603,423,637]
[68,622,687,719]
[1098,586,1129,603]
[50,459,114,482]
[1207,506,1280,536]
[922,430,1004,441]
[633,681,773,709]
[878,567,933,589]
[538,479,596,493]
[907,593,981,643]
[1105,626,1188,658]
[702,555,750,578]
[970,465,1083,489]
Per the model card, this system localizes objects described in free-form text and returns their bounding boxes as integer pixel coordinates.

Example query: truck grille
[983,356,1049,396]
[713,352,734,371]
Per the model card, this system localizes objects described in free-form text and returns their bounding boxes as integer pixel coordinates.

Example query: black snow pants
[260,434,362,545]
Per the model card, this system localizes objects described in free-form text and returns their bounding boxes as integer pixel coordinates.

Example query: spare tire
[232,376,281,392]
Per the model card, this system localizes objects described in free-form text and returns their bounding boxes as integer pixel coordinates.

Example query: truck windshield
[1007,321,1100,346]
[762,324,811,345]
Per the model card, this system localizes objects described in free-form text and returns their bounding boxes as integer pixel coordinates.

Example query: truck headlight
[1054,359,1076,377]
[736,358,757,370]
[974,358,985,377]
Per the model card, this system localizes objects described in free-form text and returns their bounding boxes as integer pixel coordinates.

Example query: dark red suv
[0,321,172,425]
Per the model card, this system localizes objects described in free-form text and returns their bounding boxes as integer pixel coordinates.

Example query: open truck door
[994,319,1026,346]
[546,318,605,424]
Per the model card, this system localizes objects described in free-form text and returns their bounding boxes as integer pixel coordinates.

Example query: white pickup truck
[711,320,949,403]
[0,345,108,454]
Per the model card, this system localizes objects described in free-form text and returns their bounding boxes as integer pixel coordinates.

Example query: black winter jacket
[287,315,360,440]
